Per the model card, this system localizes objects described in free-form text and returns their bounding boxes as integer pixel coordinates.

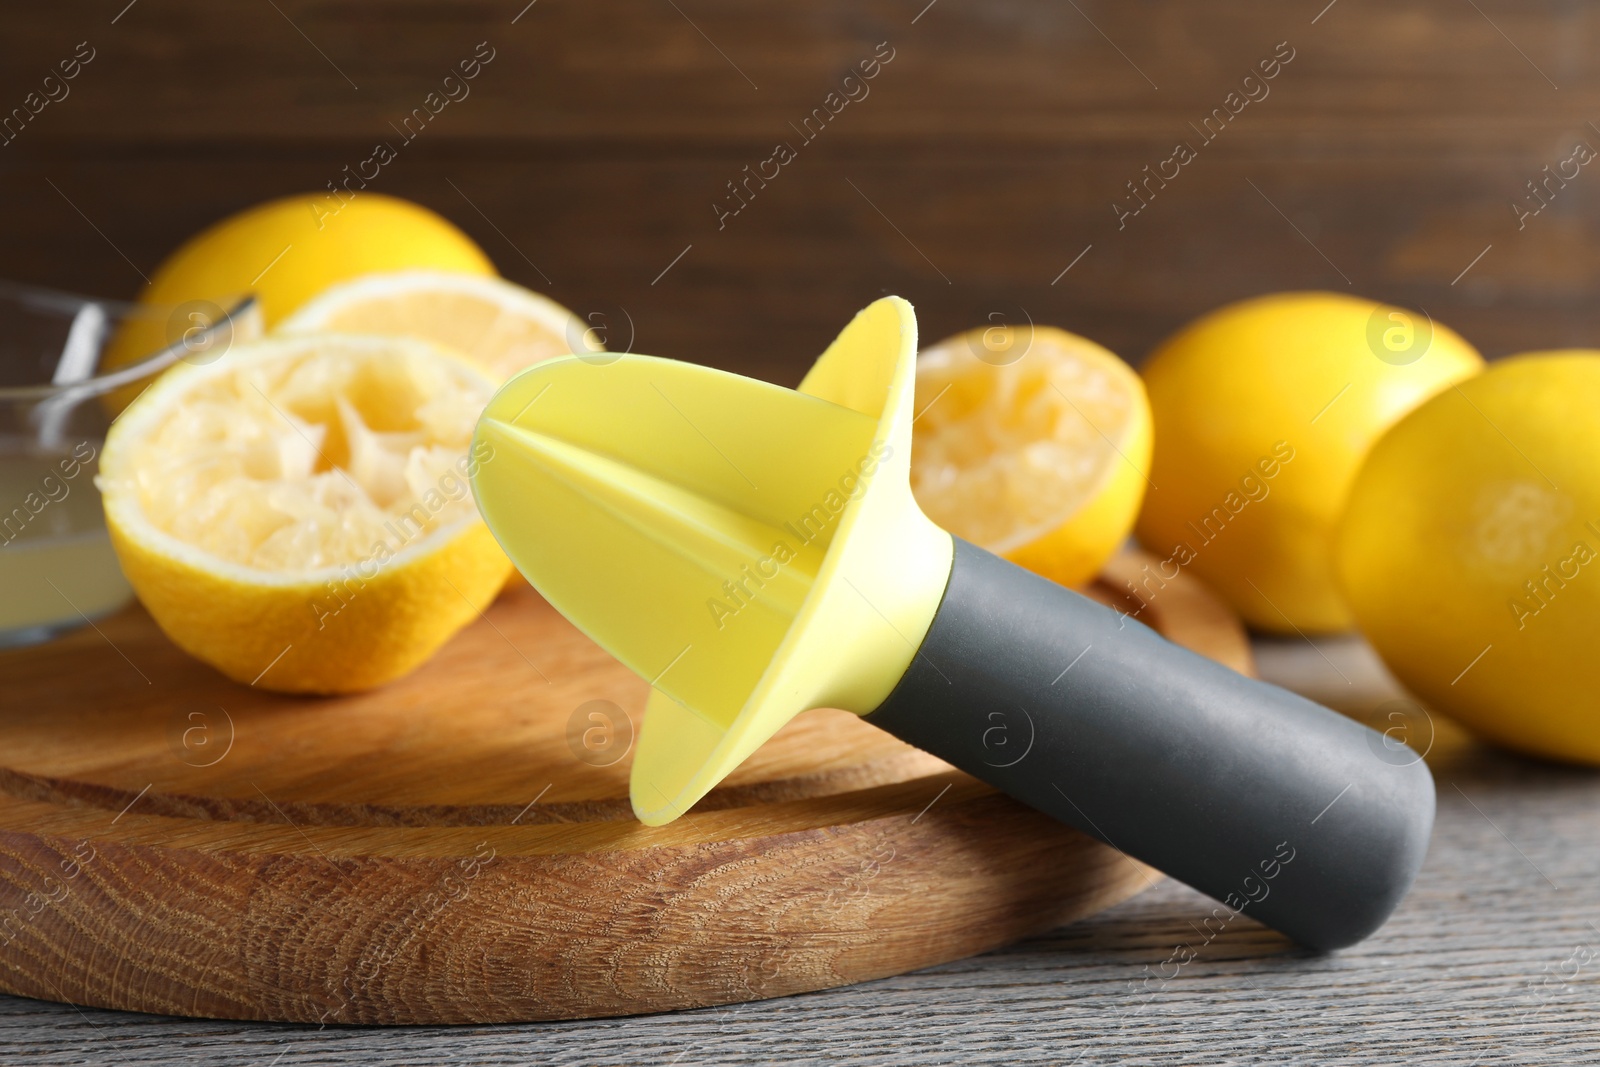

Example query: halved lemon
[98,334,512,694]
[910,324,1152,589]
[279,271,592,383]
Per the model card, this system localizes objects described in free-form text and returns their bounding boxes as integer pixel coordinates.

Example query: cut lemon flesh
[127,340,484,570]
[911,325,1152,588]
[280,271,590,383]
[99,334,512,693]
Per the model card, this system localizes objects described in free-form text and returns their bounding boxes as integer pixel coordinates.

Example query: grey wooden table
[2,638,1594,1066]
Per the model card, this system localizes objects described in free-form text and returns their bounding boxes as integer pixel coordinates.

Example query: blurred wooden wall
[4,0,1600,380]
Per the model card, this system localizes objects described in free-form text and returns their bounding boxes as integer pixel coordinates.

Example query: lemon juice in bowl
[0,441,128,644]
[0,282,257,647]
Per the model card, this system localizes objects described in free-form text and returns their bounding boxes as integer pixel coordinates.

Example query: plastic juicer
[470,296,1434,951]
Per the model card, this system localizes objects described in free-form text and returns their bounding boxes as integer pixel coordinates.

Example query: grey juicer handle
[864,539,1434,951]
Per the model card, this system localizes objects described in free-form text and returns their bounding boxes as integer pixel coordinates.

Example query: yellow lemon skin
[105,193,494,380]
[1337,352,1600,764]
[1135,292,1483,633]
[107,519,510,694]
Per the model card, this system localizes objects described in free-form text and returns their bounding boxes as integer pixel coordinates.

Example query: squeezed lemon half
[99,334,512,693]
[911,324,1152,589]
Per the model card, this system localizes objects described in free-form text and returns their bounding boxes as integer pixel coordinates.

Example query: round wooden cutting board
[0,550,1252,1024]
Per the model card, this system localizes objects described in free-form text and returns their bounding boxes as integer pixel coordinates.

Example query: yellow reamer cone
[472,297,950,825]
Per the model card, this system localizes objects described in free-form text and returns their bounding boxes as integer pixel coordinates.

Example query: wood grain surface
[0,636,1595,1065]
[0,550,1249,1025]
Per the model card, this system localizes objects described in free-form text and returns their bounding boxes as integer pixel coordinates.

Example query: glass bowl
[0,281,259,648]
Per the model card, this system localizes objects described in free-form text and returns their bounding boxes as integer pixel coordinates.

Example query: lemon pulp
[122,343,484,571]
[911,325,1151,588]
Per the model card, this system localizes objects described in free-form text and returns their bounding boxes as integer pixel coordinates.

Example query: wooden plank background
[5,0,1600,383]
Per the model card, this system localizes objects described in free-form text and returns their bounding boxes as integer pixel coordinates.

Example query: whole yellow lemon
[104,192,494,387]
[1135,292,1482,633]
[1337,352,1600,764]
